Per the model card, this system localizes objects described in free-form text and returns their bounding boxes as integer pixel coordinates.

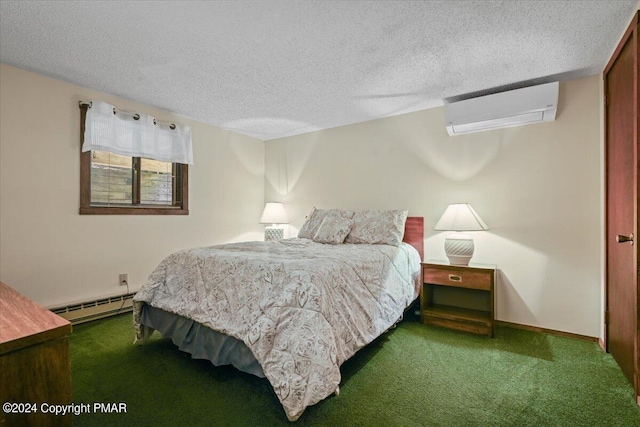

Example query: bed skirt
[139,304,265,378]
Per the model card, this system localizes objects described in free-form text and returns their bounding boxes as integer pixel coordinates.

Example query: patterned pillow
[345,210,409,246]
[298,207,355,239]
[312,216,354,244]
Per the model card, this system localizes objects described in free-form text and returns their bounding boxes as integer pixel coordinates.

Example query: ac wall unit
[445,81,559,136]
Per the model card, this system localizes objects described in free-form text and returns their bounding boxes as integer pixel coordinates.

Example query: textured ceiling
[0,1,637,140]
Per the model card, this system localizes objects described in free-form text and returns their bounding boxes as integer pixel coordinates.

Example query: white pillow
[298,207,355,239]
[345,210,408,246]
[312,216,353,244]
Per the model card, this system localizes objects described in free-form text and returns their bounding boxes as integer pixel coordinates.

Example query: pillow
[312,215,353,244]
[298,207,355,239]
[345,209,408,246]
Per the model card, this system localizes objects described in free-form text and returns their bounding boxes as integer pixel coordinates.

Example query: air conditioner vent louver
[445,82,559,136]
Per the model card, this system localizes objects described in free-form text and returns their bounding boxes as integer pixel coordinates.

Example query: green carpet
[69,314,640,426]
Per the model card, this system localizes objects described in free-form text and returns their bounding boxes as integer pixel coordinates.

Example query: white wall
[265,75,602,337]
[0,64,265,307]
[0,63,605,337]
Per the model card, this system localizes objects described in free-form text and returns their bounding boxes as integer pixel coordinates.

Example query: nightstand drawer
[423,266,493,291]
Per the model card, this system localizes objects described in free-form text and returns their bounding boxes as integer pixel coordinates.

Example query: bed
[133,210,424,421]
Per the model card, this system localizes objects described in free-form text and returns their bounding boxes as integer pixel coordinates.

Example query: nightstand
[420,261,496,337]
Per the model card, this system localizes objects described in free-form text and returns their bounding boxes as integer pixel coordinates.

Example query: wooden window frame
[79,105,189,215]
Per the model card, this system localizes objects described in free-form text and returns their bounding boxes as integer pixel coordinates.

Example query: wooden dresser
[0,282,72,426]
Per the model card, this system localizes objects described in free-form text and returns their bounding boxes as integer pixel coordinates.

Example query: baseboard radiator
[51,292,136,325]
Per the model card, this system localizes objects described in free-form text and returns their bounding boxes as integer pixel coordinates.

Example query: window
[79,104,189,215]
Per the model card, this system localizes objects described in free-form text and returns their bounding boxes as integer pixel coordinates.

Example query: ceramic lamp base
[264,227,284,241]
[444,233,474,266]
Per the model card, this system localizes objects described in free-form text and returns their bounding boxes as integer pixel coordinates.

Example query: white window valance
[82,101,193,165]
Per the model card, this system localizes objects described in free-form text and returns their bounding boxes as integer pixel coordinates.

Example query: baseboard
[495,320,598,342]
[599,338,606,352]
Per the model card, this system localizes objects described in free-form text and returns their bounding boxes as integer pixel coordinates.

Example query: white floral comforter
[133,238,420,421]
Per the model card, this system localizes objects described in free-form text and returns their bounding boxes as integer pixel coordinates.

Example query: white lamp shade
[260,202,288,224]
[434,203,489,231]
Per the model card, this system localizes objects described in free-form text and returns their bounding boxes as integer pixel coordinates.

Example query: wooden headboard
[403,217,424,261]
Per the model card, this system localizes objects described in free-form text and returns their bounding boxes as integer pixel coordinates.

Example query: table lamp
[260,202,288,241]
[434,203,489,265]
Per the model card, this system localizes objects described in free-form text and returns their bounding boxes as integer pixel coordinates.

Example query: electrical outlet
[119,273,128,286]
